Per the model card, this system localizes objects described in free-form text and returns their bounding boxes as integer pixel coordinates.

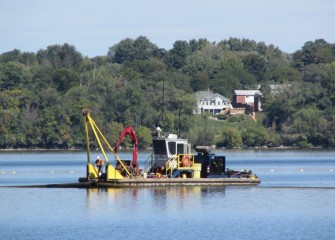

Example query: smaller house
[232,90,262,112]
[194,90,232,115]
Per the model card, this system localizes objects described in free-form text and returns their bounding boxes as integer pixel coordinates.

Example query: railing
[144,153,155,173]
[165,155,178,178]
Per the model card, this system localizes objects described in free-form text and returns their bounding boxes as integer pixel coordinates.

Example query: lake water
[1,149,335,240]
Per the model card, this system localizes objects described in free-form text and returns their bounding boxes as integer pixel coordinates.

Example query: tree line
[0,37,335,149]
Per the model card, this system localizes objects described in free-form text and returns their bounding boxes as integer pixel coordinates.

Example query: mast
[156,80,168,129]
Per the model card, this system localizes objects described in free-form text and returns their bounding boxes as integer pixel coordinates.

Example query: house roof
[195,90,231,102]
[233,90,262,96]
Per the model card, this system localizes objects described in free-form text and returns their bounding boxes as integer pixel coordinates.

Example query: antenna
[156,80,169,129]
[178,108,181,137]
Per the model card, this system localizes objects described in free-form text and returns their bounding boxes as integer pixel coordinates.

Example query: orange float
[181,155,191,167]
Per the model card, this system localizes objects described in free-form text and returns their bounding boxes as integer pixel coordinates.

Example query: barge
[77,109,260,188]
[14,178,258,189]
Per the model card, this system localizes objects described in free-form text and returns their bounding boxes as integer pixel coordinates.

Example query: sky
[1,0,334,57]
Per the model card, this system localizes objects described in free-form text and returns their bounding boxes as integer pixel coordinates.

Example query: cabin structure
[194,90,232,115]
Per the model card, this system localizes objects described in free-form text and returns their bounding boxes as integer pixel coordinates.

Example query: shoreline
[0,146,332,152]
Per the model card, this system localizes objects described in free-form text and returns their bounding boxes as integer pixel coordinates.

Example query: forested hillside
[1,37,335,149]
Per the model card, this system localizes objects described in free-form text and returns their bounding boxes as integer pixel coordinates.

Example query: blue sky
[1,0,334,57]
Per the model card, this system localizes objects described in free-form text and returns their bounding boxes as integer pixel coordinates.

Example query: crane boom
[114,127,138,168]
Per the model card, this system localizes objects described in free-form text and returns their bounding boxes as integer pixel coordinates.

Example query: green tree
[167,40,192,69]
[187,114,216,146]
[183,43,221,78]
[133,36,159,60]
[241,121,270,147]
[190,71,209,91]
[0,61,31,89]
[293,39,335,68]
[36,43,83,69]
[108,36,158,64]
[325,116,335,147]
[0,49,37,66]
[136,126,152,149]
[221,38,258,52]
[271,66,301,83]
[288,107,327,146]
[0,89,21,147]
[216,126,242,148]
[52,68,80,92]
[241,53,268,82]
[266,83,302,130]
[31,65,54,90]
[62,86,90,131]
[108,38,135,64]
[189,38,209,52]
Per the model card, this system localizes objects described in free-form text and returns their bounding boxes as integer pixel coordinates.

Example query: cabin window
[177,144,184,155]
[168,142,176,155]
[153,140,167,154]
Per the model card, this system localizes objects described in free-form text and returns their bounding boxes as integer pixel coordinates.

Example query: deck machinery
[147,132,254,179]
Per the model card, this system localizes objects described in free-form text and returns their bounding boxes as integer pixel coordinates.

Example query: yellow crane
[81,109,131,182]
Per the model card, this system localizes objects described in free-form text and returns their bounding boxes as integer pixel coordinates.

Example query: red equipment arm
[114,127,138,168]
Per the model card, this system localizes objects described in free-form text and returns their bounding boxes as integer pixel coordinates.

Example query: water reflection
[150,187,205,211]
[151,186,226,200]
[84,186,227,215]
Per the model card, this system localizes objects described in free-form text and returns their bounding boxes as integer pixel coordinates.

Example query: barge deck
[8,177,260,188]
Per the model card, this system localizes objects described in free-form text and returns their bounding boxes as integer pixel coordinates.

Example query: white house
[194,90,232,114]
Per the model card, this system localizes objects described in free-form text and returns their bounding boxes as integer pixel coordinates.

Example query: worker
[95,156,104,176]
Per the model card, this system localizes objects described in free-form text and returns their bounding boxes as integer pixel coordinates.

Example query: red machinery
[114,127,138,168]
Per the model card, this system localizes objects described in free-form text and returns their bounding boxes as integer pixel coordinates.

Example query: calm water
[1,149,335,240]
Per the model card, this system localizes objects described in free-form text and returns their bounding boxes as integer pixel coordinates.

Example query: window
[168,142,176,155]
[177,144,184,155]
[153,140,167,154]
